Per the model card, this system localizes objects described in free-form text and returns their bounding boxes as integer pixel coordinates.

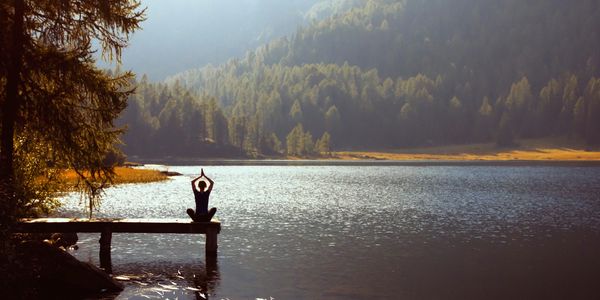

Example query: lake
[58,163,600,299]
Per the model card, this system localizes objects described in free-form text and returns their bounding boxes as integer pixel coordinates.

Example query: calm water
[59,164,600,299]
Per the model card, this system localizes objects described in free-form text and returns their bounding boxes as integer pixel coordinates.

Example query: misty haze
[1,1,600,299]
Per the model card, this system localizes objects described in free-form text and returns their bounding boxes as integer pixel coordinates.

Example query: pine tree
[573,97,587,137]
[325,105,341,138]
[475,96,494,141]
[505,77,534,137]
[316,132,332,155]
[584,78,600,145]
[303,131,315,155]
[286,123,305,156]
[0,0,145,218]
[269,133,283,154]
[559,74,579,135]
[289,100,303,124]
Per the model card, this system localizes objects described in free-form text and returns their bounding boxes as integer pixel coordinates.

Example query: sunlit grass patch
[112,167,168,184]
[333,138,600,161]
[61,167,168,186]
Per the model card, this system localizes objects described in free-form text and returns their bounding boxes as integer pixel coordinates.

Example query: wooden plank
[15,218,221,234]
[15,218,222,271]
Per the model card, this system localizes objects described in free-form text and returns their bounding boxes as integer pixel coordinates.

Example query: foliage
[316,132,332,155]
[0,1,145,222]
[139,0,600,154]
[117,78,240,157]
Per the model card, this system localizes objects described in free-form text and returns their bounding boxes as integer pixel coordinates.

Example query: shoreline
[330,149,600,162]
[132,158,600,167]
[129,138,600,166]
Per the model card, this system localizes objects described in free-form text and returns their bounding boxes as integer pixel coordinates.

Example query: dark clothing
[188,188,215,222]
[193,190,211,214]
[187,207,217,222]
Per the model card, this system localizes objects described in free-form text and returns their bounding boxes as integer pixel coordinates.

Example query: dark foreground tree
[1,1,144,296]
[0,0,145,224]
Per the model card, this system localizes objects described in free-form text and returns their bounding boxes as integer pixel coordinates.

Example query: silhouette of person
[187,169,217,222]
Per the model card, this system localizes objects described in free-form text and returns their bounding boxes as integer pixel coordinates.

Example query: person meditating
[187,169,217,222]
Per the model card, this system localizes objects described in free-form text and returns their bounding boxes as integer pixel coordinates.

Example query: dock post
[205,227,218,257]
[99,228,113,273]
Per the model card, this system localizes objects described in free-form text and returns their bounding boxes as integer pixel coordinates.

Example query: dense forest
[119,0,600,157]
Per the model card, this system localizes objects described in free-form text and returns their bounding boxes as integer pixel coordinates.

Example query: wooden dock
[15,218,221,273]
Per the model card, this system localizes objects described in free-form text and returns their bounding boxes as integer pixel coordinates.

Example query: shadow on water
[382,229,600,300]
[99,256,221,299]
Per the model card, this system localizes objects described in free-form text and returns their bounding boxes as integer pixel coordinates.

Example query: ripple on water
[59,165,600,299]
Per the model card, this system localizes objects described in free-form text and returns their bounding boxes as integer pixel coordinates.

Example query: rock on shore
[15,241,123,297]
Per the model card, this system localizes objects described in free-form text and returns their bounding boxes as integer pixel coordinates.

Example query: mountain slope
[99,0,363,80]
[119,0,600,157]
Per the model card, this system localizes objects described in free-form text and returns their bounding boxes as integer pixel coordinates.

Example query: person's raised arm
[205,173,215,193]
[191,174,203,192]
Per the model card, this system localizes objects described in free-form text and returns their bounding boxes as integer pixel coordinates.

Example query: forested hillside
[120,0,600,157]
[118,76,239,157]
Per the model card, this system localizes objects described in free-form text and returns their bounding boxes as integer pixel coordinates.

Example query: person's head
[198,181,207,192]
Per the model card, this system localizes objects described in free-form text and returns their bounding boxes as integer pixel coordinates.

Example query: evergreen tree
[573,97,587,138]
[289,100,304,124]
[584,78,600,145]
[505,77,534,137]
[269,133,283,154]
[559,74,579,135]
[286,123,305,156]
[0,0,145,218]
[316,132,332,155]
[475,96,494,141]
[303,131,315,155]
[325,105,342,138]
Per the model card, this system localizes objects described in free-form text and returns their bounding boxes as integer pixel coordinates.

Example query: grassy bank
[61,167,168,185]
[332,138,600,161]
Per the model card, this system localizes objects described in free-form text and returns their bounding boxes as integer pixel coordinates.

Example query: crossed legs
[187,207,217,222]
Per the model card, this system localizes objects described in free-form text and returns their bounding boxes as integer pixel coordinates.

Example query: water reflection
[66,232,221,299]
[110,257,220,299]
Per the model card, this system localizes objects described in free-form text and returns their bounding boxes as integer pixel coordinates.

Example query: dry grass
[61,167,168,185]
[333,137,600,161]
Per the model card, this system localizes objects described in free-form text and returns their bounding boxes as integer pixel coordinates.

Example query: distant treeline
[118,78,238,157]
[119,0,600,157]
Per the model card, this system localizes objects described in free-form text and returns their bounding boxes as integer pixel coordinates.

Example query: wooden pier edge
[14,218,222,272]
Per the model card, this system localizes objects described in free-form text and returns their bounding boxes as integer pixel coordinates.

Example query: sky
[98,0,323,80]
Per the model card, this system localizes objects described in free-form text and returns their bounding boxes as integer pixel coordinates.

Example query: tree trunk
[0,0,24,181]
